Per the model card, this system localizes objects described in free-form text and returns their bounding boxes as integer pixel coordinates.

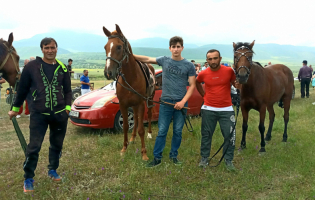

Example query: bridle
[0,42,20,79]
[233,45,253,76]
[105,34,131,77]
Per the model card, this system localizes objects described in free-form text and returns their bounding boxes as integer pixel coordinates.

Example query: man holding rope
[8,37,72,192]
[196,49,238,171]
[134,36,196,167]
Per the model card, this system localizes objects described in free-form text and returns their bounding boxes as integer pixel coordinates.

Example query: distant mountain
[16,46,71,59]
[13,30,315,67]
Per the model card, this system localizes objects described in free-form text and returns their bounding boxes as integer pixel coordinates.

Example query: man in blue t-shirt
[134,36,196,167]
[80,70,91,95]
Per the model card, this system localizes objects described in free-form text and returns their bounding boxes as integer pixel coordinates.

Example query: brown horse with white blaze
[0,33,20,87]
[103,24,155,160]
[233,41,294,154]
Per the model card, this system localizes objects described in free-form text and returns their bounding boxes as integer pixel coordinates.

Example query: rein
[209,90,240,167]
[0,43,21,78]
[233,45,253,76]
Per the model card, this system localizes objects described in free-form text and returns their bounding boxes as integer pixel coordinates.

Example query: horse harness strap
[234,45,253,75]
[0,43,21,78]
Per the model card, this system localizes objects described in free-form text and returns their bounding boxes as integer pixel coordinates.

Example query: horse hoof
[282,138,287,142]
[259,151,266,156]
[259,148,266,153]
[130,141,135,144]
[265,136,272,141]
[240,145,246,150]
[142,155,149,161]
[147,133,152,139]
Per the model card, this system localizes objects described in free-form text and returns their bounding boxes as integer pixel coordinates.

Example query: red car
[70,71,204,131]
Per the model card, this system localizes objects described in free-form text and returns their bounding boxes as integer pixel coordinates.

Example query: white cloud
[0,0,314,46]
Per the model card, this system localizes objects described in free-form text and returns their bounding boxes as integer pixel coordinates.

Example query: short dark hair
[204,62,207,64]
[83,70,88,73]
[206,49,221,58]
[68,58,73,62]
[191,60,195,62]
[194,64,198,67]
[40,37,58,49]
[169,36,183,47]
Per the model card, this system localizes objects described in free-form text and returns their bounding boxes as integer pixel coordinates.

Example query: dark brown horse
[233,41,294,153]
[103,24,155,160]
[0,33,20,87]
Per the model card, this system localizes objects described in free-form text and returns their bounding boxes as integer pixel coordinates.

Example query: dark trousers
[23,111,68,179]
[301,78,311,97]
[200,110,236,161]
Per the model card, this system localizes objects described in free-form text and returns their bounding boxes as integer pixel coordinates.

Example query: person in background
[67,59,74,77]
[202,62,209,71]
[17,59,30,119]
[80,70,91,95]
[0,75,6,119]
[312,72,315,89]
[268,62,272,65]
[30,57,35,61]
[298,60,312,98]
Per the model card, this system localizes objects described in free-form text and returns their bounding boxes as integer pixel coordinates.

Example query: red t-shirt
[196,65,236,108]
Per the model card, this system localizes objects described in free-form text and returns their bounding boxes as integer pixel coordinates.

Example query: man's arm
[63,71,72,114]
[9,67,32,119]
[133,55,157,64]
[174,76,196,110]
[80,81,90,86]
[298,68,301,81]
[195,79,204,97]
[0,78,6,84]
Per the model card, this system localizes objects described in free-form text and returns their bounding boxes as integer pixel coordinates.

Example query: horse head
[232,40,255,84]
[0,33,20,87]
[103,24,131,80]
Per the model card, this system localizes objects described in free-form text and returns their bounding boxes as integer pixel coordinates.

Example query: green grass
[0,81,315,199]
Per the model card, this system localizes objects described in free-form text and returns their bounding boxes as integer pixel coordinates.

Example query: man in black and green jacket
[8,37,71,193]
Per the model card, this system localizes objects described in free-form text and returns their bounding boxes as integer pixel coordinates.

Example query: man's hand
[66,110,69,115]
[234,80,241,89]
[174,101,185,110]
[8,111,18,120]
[88,83,91,86]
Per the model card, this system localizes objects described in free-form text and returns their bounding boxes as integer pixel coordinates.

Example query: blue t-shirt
[156,56,195,100]
[80,75,90,89]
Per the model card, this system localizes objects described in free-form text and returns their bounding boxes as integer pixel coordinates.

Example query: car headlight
[91,96,116,109]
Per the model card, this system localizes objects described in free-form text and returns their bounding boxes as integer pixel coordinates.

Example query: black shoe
[199,157,209,168]
[146,158,161,168]
[225,159,236,171]
[301,96,305,98]
[170,157,182,165]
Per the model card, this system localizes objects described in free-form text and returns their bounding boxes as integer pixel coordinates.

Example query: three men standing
[298,60,312,98]
[8,37,72,193]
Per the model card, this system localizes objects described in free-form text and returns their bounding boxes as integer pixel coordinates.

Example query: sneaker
[16,115,21,119]
[170,157,182,165]
[199,157,209,168]
[146,158,161,168]
[225,159,236,171]
[48,170,62,181]
[23,178,34,193]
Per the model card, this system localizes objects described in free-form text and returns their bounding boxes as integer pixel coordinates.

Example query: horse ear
[8,32,13,47]
[103,26,111,37]
[233,42,236,49]
[249,40,255,49]
[115,24,123,36]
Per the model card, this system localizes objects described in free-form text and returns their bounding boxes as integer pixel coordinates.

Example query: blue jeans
[153,99,187,159]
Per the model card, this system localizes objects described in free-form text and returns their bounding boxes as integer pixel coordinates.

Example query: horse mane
[233,42,255,54]
[0,40,7,60]
[254,61,264,69]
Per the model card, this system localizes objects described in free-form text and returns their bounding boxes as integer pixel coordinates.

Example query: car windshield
[102,81,116,91]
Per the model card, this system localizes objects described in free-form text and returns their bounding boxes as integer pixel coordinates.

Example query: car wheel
[114,108,134,133]
[72,90,81,100]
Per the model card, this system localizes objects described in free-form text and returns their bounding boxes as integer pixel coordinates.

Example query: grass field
[0,80,315,199]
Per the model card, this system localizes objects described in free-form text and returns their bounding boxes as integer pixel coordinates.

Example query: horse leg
[137,103,149,160]
[120,106,129,155]
[147,96,154,139]
[240,107,249,150]
[130,106,138,143]
[265,105,275,141]
[282,97,291,142]
[258,106,267,153]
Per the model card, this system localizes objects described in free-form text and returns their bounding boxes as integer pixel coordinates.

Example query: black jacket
[13,57,72,114]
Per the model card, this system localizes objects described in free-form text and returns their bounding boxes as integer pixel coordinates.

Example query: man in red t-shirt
[196,49,237,171]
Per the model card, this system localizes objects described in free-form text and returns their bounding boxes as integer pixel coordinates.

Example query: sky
[0,0,314,46]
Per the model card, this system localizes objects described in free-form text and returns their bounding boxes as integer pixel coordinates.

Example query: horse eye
[117,46,122,50]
